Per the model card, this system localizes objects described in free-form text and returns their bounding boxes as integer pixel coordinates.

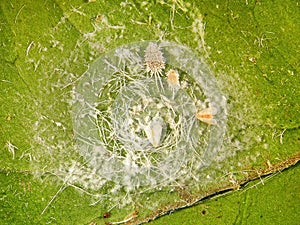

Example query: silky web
[71,41,227,191]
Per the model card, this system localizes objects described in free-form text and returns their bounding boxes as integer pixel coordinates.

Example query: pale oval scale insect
[196,107,217,125]
[144,117,164,147]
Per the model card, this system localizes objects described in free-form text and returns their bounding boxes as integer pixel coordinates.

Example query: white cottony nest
[71,41,227,200]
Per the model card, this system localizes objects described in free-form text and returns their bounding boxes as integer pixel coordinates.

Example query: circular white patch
[71,41,227,191]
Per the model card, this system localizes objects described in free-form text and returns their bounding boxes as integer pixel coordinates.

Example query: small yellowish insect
[166,69,180,90]
[196,107,217,125]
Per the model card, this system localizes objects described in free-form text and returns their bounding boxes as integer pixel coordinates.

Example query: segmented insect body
[166,69,180,90]
[144,43,165,89]
[144,43,165,75]
[196,107,217,125]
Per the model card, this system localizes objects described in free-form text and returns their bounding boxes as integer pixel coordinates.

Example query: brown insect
[196,107,217,125]
[103,211,110,218]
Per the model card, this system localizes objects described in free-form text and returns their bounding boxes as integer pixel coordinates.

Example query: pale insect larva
[144,116,164,147]
[196,106,217,125]
[166,69,180,90]
[144,43,165,89]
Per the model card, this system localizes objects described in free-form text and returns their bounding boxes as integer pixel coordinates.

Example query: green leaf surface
[149,163,300,225]
[0,0,299,224]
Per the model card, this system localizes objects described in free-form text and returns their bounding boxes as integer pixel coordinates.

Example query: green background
[1,0,299,224]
